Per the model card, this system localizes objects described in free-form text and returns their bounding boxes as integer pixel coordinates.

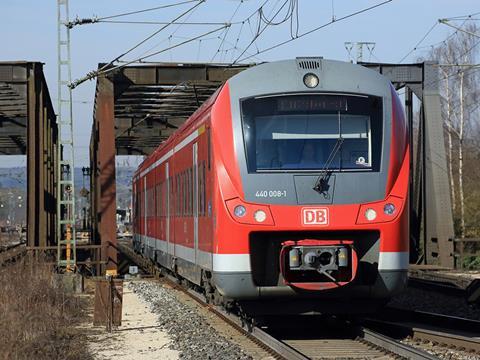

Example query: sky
[0,0,478,167]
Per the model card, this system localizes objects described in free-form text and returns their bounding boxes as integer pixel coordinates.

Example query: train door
[193,142,199,264]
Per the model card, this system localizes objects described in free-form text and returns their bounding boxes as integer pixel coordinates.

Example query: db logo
[302,208,329,226]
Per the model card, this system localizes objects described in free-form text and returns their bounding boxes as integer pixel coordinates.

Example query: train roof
[134,58,392,178]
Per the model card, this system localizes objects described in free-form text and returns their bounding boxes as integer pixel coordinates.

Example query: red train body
[133,59,409,314]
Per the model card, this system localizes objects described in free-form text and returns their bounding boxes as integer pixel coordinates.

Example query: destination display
[277,96,348,112]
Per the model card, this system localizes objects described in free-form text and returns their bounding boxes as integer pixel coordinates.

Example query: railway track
[408,275,480,307]
[117,241,438,359]
[365,307,480,353]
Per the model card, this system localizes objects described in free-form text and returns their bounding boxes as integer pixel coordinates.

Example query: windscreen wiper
[313,111,343,196]
[313,137,344,195]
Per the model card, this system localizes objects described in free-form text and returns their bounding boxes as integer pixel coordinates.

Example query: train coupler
[279,239,357,290]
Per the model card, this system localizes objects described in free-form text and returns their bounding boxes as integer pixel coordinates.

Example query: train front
[211,58,409,313]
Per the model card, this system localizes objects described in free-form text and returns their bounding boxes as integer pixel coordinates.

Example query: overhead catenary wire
[232,0,296,64]
[438,11,480,22]
[71,1,208,88]
[97,20,231,26]
[106,0,205,65]
[234,0,393,64]
[398,11,480,63]
[97,0,201,21]
[438,19,480,39]
[134,0,205,61]
[66,0,201,28]
[398,22,438,63]
[95,25,229,76]
[71,0,390,88]
[210,0,246,62]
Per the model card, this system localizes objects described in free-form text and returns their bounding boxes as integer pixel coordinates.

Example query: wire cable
[439,11,480,22]
[98,20,230,26]
[100,25,229,75]
[439,19,480,39]
[210,0,245,62]
[112,1,205,62]
[398,22,438,63]
[134,1,206,62]
[234,0,393,63]
[70,24,228,89]
[97,0,200,21]
[233,0,293,63]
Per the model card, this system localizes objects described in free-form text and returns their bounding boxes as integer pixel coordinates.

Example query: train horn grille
[296,57,322,70]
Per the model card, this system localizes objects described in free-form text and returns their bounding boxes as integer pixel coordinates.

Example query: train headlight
[364,208,377,221]
[234,205,246,217]
[384,203,396,215]
[254,210,267,223]
[303,73,319,88]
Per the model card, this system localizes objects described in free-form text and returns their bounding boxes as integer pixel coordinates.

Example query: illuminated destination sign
[277,96,347,112]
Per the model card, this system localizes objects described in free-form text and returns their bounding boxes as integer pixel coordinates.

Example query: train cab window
[241,94,382,173]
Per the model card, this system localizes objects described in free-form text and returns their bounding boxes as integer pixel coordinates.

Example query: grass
[0,255,92,360]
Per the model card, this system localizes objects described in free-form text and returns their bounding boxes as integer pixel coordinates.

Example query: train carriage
[133,58,409,314]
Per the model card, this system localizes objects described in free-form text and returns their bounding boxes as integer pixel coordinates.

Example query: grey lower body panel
[212,269,407,300]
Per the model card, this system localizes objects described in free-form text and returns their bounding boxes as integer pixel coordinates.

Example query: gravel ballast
[128,280,253,360]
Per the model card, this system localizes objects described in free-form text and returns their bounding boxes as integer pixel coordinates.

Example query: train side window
[148,186,153,218]
[170,177,174,216]
[156,182,161,217]
[189,168,193,216]
[146,186,149,217]
[182,171,186,217]
[197,163,201,216]
[198,165,202,217]
[186,169,189,217]
[184,170,187,217]
[151,186,155,217]
[183,171,187,217]
[165,180,168,217]
[207,127,211,170]
[179,173,182,217]
[203,161,207,215]
[185,169,189,217]
[176,174,180,217]
[180,173,182,217]
[199,162,206,216]
[187,169,191,217]
[144,186,147,217]
[135,190,140,220]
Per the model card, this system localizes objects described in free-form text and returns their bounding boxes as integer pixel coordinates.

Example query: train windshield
[241,94,382,173]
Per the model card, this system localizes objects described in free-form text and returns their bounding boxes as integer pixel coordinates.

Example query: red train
[133,58,409,314]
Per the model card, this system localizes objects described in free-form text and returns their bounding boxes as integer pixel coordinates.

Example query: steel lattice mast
[57,0,76,271]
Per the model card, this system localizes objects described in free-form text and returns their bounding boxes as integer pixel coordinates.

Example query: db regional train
[132,58,409,314]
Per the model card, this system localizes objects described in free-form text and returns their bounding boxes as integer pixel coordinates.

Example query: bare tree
[428,23,479,238]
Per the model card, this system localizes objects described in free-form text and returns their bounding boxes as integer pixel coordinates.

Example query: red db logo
[302,208,329,226]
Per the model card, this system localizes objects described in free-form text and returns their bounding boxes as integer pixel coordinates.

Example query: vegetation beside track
[0,256,92,359]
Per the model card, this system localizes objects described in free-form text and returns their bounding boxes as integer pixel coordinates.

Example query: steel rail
[408,277,466,297]
[360,328,438,360]
[366,307,480,353]
[379,307,480,333]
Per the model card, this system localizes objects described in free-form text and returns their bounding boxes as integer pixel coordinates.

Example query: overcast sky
[1,0,478,167]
